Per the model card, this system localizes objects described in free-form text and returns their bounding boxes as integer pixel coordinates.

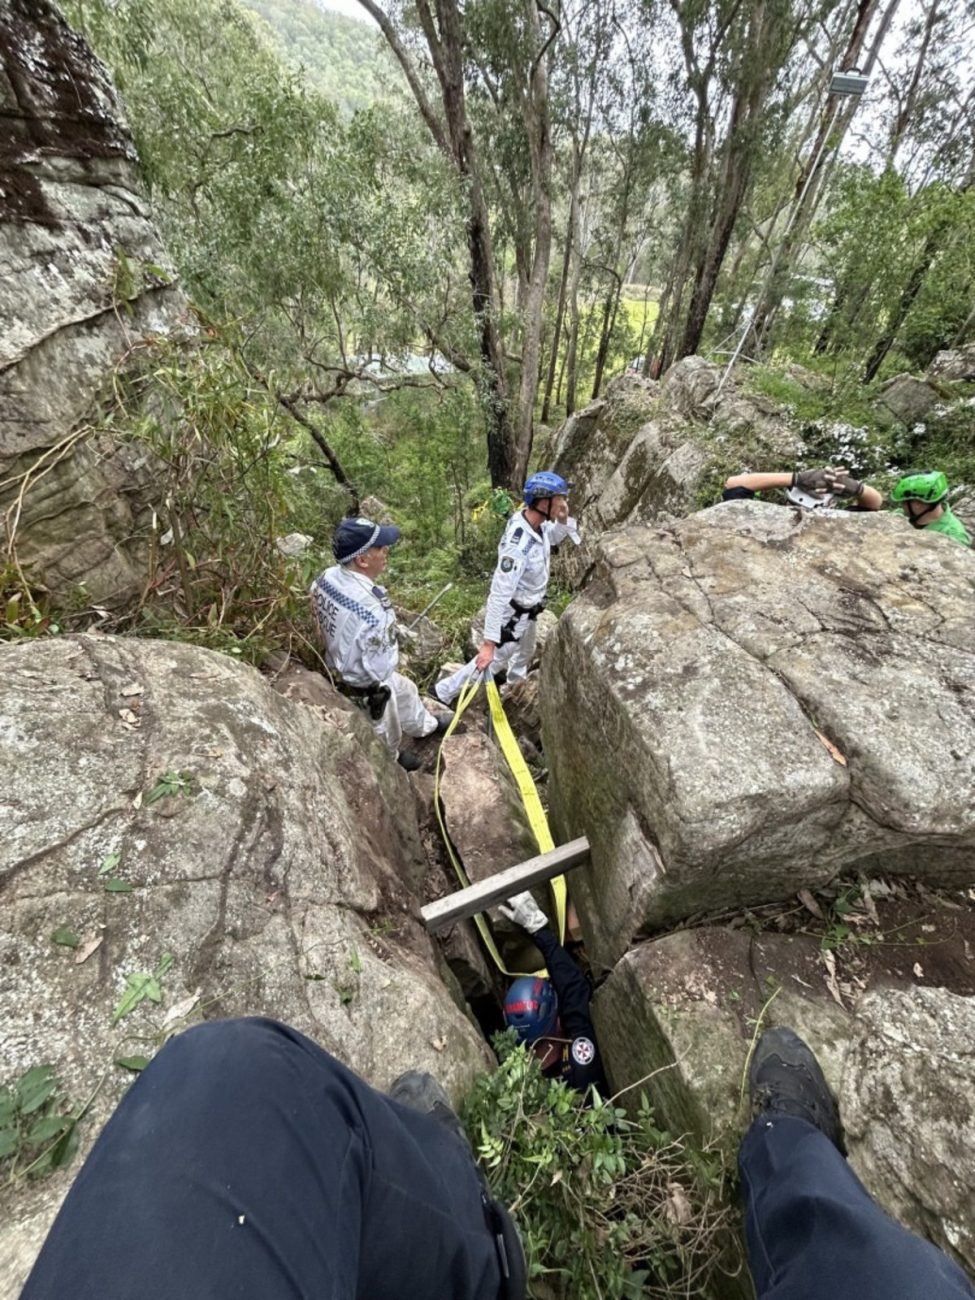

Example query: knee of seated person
[158,1016,305,1081]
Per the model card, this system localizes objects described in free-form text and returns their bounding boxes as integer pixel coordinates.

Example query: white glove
[499,891,548,934]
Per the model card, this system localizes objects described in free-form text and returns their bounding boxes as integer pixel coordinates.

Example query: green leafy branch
[112,953,175,1025]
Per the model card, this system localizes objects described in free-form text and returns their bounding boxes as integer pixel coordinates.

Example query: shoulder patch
[571,1037,595,1066]
[500,556,515,573]
[509,526,524,544]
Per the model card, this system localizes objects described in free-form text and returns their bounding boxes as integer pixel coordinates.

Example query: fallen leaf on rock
[162,990,201,1029]
[50,927,79,948]
[99,851,122,876]
[119,683,144,697]
[798,888,825,921]
[116,1055,150,1072]
[857,879,880,926]
[118,708,140,727]
[430,1035,447,1052]
[132,791,143,809]
[813,729,848,765]
[75,935,103,964]
[913,962,924,978]
[821,950,846,1009]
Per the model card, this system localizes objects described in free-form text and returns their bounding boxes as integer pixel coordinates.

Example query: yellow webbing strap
[484,679,567,946]
[432,675,567,977]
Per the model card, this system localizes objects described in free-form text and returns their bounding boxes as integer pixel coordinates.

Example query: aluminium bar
[420,837,590,933]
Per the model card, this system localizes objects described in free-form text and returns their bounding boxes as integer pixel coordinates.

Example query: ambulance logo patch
[571,1037,595,1066]
[500,557,515,572]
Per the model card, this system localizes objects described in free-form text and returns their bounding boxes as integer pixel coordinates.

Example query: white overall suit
[436,511,580,704]
[311,564,437,756]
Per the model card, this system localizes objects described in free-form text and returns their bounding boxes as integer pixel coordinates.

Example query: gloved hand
[499,891,548,934]
[823,468,864,499]
[792,468,832,497]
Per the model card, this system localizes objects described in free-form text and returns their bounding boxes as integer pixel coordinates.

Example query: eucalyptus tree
[807,0,975,375]
[539,0,611,419]
[64,0,474,488]
[358,0,559,486]
[745,0,899,352]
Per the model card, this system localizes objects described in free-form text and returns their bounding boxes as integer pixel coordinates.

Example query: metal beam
[420,837,590,933]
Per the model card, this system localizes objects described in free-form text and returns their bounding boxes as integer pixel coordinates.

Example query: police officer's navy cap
[333,516,401,563]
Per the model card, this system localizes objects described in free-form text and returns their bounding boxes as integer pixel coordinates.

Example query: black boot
[749,1026,845,1153]
[387,1071,527,1300]
[396,751,421,772]
[388,1070,468,1146]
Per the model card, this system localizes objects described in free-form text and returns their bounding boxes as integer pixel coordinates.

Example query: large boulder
[0,0,189,606]
[551,360,800,587]
[842,986,975,1272]
[873,373,939,425]
[541,500,975,969]
[927,345,975,382]
[0,635,491,1290]
[593,918,975,1278]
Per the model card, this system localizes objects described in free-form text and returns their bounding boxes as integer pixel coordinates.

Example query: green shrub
[463,1036,735,1299]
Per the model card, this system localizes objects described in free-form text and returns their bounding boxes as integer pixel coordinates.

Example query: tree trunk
[751,0,898,351]
[541,193,575,423]
[359,0,516,486]
[591,274,622,399]
[510,0,556,484]
[677,13,772,363]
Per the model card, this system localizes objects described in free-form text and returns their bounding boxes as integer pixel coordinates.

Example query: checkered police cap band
[338,520,381,563]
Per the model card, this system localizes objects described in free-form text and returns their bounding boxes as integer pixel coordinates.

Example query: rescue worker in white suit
[311,517,452,772]
[435,472,580,705]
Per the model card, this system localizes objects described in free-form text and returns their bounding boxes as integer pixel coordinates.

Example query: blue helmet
[523,471,570,507]
[504,976,558,1044]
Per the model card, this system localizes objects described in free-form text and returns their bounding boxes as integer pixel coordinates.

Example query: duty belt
[510,598,546,619]
[499,598,545,645]
[336,679,391,722]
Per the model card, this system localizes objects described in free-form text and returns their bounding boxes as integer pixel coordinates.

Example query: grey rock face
[593,928,975,1278]
[551,360,801,587]
[873,374,940,424]
[844,987,975,1275]
[927,345,975,382]
[0,0,189,605]
[0,635,490,1291]
[542,501,975,967]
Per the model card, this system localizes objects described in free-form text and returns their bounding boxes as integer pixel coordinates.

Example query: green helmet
[891,471,949,505]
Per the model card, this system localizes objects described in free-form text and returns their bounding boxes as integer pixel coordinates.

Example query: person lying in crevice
[499,891,607,1098]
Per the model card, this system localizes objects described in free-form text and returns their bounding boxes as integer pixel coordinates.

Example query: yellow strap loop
[433,674,567,978]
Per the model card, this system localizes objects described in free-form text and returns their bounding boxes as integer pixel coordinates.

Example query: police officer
[435,472,581,705]
[310,516,451,771]
[499,891,607,1097]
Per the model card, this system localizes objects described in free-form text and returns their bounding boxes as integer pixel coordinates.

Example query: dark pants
[24,1023,975,1300]
[740,1115,974,1300]
[22,1018,504,1300]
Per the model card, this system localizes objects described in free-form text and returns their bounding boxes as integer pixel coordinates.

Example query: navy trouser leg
[740,1115,974,1300]
[22,1018,502,1300]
